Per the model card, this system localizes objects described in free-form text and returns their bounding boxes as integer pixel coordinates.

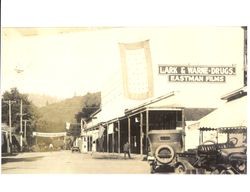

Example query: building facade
[82,27,246,155]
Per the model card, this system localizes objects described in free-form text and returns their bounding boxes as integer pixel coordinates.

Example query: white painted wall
[100,27,244,121]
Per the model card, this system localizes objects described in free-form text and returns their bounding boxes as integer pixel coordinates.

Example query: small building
[2,123,11,153]
[1,123,19,153]
[188,86,247,146]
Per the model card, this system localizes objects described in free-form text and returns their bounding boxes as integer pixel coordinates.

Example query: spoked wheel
[150,163,157,174]
[229,137,238,146]
[211,169,220,174]
[175,164,186,174]
[235,161,246,173]
[220,169,235,174]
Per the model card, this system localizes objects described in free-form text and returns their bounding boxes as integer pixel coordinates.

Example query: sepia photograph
[1,26,247,174]
[1,1,249,192]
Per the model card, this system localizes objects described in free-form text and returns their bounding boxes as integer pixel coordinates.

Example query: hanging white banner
[119,40,153,100]
[32,132,67,137]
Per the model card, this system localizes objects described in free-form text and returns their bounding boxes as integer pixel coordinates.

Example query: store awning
[189,95,247,129]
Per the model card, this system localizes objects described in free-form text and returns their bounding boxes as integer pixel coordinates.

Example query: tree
[1,88,39,145]
[75,92,101,122]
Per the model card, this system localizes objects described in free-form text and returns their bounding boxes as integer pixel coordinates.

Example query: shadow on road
[91,152,145,161]
[1,153,19,157]
[153,166,175,174]
[1,156,44,164]
[93,155,128,160]
[93,154,139,160]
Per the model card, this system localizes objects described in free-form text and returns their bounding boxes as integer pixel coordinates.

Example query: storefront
[84,27,246,155]
[84,91,216,155]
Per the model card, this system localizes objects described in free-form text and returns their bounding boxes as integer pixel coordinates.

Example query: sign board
[159,65,236,82]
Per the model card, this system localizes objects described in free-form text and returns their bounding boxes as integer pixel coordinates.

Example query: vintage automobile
[147,129,194,173]
[71,146,80,153]
[175,127,247,174]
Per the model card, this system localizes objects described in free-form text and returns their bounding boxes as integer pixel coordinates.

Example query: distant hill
[36,92,100,132]
[28,93,62,107]
[38,96,84,123]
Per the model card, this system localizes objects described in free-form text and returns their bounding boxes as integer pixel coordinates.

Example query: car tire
[150,162,157,174]
[150,164,156,174]
[175,164,186,174]
[220,169,235,174]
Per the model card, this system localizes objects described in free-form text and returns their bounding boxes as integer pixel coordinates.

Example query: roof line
[220,86,247,100]
[124,91,176,115]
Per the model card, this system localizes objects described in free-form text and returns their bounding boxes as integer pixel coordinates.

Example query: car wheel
[211,169,220,174]
[150,164,155,174]
[175,164,186,174]
[220,169,235,174]
[150,162,157,174]
[234,161,246,173]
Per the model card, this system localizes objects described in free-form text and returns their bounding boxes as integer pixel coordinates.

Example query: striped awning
[189,95,247,130]
[217,127,247,134]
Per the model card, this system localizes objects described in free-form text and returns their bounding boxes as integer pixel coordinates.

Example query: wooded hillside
[36,92,101,132]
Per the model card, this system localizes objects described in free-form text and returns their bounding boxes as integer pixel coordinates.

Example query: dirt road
[1,150,150,174]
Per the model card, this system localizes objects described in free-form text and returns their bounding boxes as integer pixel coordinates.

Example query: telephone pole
[20,100,23,151]
[17,99,26,152]
[3,100,16,153]
[23,119,30,140]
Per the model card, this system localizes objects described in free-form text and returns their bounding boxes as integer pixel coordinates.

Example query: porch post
[182,108,185,151]
[146,109,149,155]
[107,123,109,153]
[118,120,120,154]
[112,123,114,153]
[140,112,143,155]
[128,117,131,146]
[199,131,203,145]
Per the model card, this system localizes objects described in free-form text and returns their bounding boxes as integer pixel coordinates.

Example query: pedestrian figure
[91,141,96,156]
[49,143,53,151]
[123,141,131,159]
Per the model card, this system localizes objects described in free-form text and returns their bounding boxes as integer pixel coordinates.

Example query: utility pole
[3,100,16,153]
[23,119,30,140]
[20,100,23,151]
[17,99,26,152]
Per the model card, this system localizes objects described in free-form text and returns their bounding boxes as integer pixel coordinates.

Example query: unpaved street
[1,151,150,174]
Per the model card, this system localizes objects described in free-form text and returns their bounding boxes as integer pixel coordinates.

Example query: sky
[1,0,249,100]
[1,26,246,101]
[1,28,115,99]
[1,0,250,192]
